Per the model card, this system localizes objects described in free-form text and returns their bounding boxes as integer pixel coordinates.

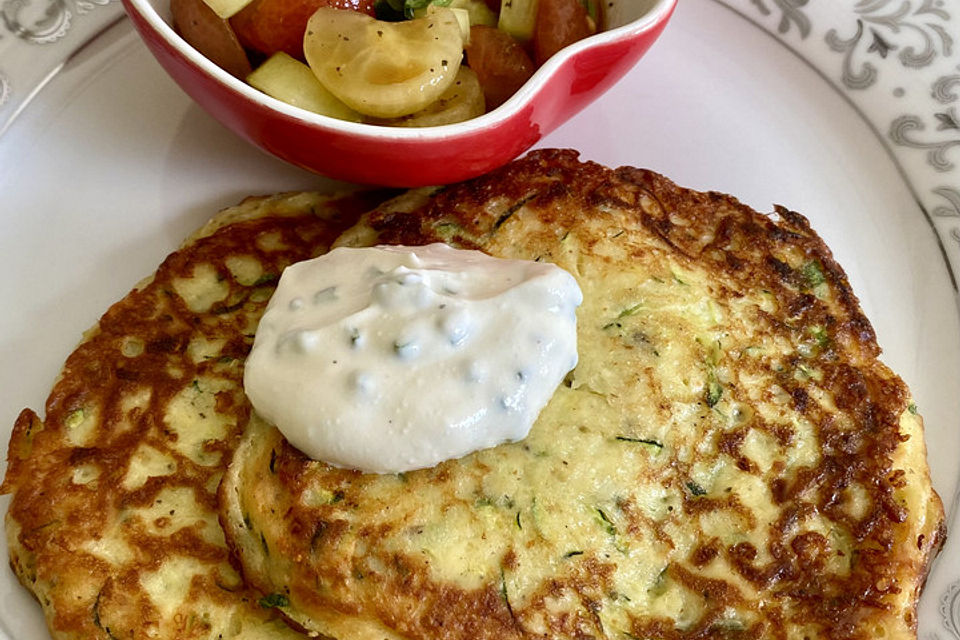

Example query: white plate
[1,0,958,637]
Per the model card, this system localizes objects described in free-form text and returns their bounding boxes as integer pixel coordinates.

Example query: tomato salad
[171,0,602,126]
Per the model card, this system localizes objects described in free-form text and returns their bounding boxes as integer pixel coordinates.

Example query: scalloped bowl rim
[126,0,677,140]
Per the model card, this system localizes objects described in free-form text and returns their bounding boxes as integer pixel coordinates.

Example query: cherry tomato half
[464,24,534,110]
[532,0,594,67]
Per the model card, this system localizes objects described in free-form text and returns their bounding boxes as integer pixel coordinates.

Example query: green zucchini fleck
[796,363,816,380]
[260,531,269,556]
[499,567,516,621]
[494,194,536,230]
[706,374,723,407]
[648,567,669,595]
[252,273,279,287]
[686,481,708,497]
[615,435,663,450]
[617,303,643,319]
[433,221,463,240]
[809,325,830,349]
[711,619,746,633]
[65,409,85,429]
[801,260,826,288]
[595,508,617,536]
[258,593,290,608]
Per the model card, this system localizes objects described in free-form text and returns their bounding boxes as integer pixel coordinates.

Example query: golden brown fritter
[222,150,945,640]
[1,190,391,640]
[2,150,944,640]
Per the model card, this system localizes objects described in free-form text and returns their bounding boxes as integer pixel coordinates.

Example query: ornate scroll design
[888,69,960,173]
[748,0,811,37]
[825,0,953,90]
[890,114,960,171]
[826,19,879,89]
[933,71,960,103]
[942,579,960,639]
[933,187,960,217]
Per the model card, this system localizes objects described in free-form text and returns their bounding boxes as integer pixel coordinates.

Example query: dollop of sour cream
[243,243,582,474]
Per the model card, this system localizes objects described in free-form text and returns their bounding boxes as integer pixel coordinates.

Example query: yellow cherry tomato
[304,7,464,118]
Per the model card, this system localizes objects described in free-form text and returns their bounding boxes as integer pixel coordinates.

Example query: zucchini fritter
[221,150,944,640]
[2,150,944,640]
[1,190,391,640]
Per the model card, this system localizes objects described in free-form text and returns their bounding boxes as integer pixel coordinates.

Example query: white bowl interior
[608,0,666,26]
[131,0,676,139]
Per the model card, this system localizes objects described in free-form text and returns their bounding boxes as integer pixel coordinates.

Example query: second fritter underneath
[0,190,391,640]
[220,150,944,640]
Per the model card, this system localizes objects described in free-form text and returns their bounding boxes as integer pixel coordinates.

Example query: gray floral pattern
[934,71,960,103]
[890,113,960,171]
[743,0,955,87]
[942,579,960,639]
[729,1,960,255]
[934,186,960,218]
[826,1,954,90]
[749,0,811,37]
[914,71,960,173]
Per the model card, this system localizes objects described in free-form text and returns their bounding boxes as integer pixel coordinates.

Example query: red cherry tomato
[230,0,375,60]
[464,25,535,110]
[532,0,594,67]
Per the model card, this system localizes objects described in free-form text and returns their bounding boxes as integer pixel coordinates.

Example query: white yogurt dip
[243,243,582,474]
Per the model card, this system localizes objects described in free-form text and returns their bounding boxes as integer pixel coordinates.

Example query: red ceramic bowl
[123,0,677,187]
